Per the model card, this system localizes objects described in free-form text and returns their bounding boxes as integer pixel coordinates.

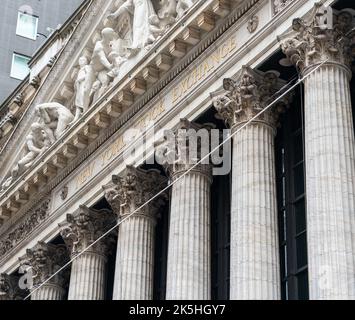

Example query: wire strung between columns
[23,59,329,300]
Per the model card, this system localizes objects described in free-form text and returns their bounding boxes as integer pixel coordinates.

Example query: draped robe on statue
[116,0,157,51]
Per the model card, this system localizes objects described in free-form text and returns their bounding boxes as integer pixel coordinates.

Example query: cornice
[28,0,91,68]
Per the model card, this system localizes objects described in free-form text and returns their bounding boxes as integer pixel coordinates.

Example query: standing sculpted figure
[72,56,95,123]
[35,102,74,141]
[108,0,159,54]
[13,123,50,175]
[91,28,117,98]
[89,80,102,106]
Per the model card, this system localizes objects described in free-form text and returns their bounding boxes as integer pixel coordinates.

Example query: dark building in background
[0,0,84,104]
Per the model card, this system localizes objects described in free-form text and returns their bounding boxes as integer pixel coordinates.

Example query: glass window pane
[293,163,304,198]
[296,232,308,269]
[280,244,287,278]
[11,54,30,80]
[295,200,306,234]
[293,134,303,164]
[280,210,287,242]
[16,12,38,40]
[297,271,309,300]
[291,107,302,131]
[281,280,287,300]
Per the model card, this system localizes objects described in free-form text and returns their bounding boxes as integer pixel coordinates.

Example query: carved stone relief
[247,15,259,33]
[19,242,70,288]
[0,199,51,258]
[59,205,116,257]
[273,0,293,15]
[103,166,168,219]
[0,274,27,300]
[1,1,201,192]
[278,3,355,72]
[212,66,291,130]
[1,102,74,192]
[70,0,197,122]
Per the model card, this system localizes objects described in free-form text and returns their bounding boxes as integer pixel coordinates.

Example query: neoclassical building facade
[0,0,354,301]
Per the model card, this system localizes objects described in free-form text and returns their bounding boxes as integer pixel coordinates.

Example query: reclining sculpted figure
[1,122,51,192]
[35,102,74,141]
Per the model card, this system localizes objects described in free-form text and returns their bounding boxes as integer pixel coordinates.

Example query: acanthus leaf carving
[212,66,291,130]
[0,273,27,300]
[59,205,116,257]
[278,3,355,72]
[155,119,214,179]
[103,166,167,220]
[19,242,70,288]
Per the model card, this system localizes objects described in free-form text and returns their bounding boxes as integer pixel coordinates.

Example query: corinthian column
[103,166,167,300]
[279,3,355,300]
[214,67,289,300]
[60,206,116,300]
[156,119,213,300]
[0,274,26,300]
[19,242,69,300]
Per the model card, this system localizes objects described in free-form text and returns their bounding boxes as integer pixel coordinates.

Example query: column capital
[60,206,116,257]
[19,242,69,288]
[212,66,290,130]
[278,3,355,73]
[155,119,214,179]
[103,166,167,220]
[0,274,25,300]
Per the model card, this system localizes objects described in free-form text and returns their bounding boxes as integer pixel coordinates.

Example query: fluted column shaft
[113,215,156,300]
[279,4,355,299]
[303,63,355,300]
[104,166,167,301]
[61,206,115,301]
[213,67,287,300]
[166,168,212,300]
[68,251,107,300]
[31,284,66,301]
[230,122,280,300]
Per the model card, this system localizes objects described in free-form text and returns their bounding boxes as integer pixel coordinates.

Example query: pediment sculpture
[0,1,199,193]
[108,0,160,55]
[71,0,197,123]
[72,28,121,123]
[1,103,74,192]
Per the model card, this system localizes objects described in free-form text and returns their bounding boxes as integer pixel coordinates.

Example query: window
[276,86,309,300]
[11,53,31,80]
[153,200,169,300]
[211,173,231,300]
[16,12,38,40]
